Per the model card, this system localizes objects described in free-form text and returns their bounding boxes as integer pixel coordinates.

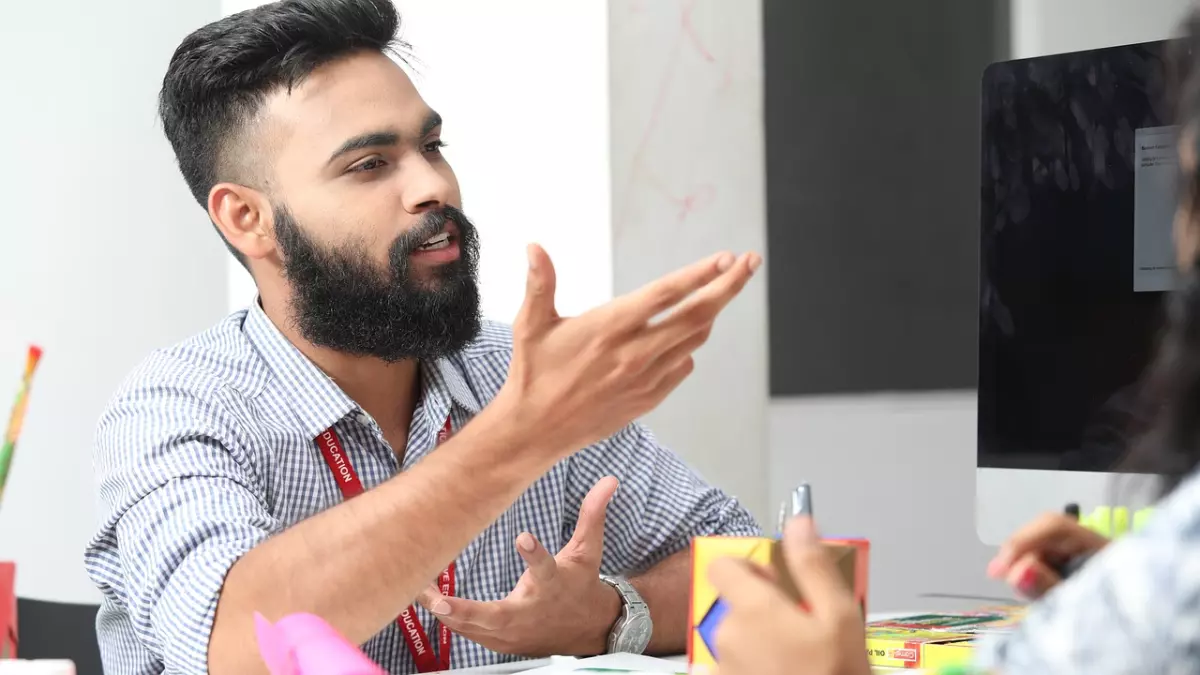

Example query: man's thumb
[518,243,558,330]
[564,476,618,562]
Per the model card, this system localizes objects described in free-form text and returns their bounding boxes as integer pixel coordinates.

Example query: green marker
[935,665,990,675]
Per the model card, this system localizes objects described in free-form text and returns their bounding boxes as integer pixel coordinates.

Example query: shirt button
[356,412,375,427]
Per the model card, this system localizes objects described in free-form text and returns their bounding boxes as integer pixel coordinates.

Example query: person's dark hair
[158,0,407,267]
[1123,9,1200,497]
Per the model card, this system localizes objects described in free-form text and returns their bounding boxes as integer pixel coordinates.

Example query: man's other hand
[416,477,623,657]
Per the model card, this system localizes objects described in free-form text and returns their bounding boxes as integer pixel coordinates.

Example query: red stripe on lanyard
[316,414,456,672]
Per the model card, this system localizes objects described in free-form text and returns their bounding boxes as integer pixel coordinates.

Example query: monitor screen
[978,40,1180,473]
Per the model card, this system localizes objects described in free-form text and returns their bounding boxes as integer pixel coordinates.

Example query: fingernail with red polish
[1017,566,1038,595]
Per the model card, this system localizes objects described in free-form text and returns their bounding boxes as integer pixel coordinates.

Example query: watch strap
[600,575,648,611]
[600,575,651,654]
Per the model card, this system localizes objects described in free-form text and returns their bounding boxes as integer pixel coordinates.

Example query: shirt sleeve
[83,355,279,674]
[563,421,761,575]
[973,471,1200,675]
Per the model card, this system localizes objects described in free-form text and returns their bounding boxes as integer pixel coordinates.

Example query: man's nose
[403,159,453,213]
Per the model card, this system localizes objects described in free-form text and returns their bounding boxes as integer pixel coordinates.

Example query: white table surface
[429,613,925,674]
[433,655,919,674]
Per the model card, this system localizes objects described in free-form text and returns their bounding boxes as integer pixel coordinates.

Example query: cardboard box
[688,535,869,669]
[864,627,974,669]
[864,607,1024,669]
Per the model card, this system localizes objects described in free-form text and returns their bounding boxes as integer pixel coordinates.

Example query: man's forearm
[208,392,556,674]
[633,549,691,654]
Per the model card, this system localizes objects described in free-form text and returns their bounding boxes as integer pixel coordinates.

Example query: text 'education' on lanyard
[316,415,455,673]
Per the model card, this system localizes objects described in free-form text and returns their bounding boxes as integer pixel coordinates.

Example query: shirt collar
[243,299,484,439]
[244,300,358,439]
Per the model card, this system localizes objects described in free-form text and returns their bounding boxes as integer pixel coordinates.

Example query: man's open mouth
[417,231,454,251]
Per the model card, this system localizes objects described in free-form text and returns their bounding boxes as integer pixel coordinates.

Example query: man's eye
[423,140,448,154]
[350,157,387,173]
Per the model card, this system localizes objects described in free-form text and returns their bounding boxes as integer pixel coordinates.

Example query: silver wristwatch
[599,575,652,654]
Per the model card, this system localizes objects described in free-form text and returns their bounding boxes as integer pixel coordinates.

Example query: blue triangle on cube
[696,596,730,660]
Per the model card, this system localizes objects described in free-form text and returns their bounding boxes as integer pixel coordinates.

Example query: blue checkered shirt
[83,301,760,674]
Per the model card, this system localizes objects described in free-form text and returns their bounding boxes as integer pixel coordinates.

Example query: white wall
[226,0,615,321]
[769,393,1003,611]
[608,0,770,525]
[1012,0,1194,58]
[0,0,226,603]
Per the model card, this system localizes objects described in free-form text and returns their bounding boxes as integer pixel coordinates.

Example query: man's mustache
[390,205,474,257]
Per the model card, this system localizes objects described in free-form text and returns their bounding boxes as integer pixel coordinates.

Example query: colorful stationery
[1,345,42,511]
[864,606,1024,670]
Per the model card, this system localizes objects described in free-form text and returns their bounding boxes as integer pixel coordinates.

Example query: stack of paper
[518,654,686,674]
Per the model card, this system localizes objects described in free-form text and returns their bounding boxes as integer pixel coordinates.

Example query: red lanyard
[316,414,455,672]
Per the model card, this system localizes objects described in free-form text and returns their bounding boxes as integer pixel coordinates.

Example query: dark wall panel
[765,0,1008,396]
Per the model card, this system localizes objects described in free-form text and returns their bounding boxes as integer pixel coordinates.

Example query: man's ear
[208,182,275,261]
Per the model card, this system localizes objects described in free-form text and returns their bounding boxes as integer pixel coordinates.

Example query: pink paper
[255,612,386,675]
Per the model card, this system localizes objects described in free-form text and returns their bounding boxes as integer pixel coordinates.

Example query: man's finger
[643,355,696,410]
[515,532,558,583]
[427,596,508,632]
[708,557,790,614]
[563,476,618,562]
[515,243,558,333]
[638,253,758,360]
[415,583,453,618]
[781,516,855,617]
[608,252,737,328]
[645,328,708,383]
[653,252,759,328]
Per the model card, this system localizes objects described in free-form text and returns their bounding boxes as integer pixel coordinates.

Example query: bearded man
[83,0,762,673]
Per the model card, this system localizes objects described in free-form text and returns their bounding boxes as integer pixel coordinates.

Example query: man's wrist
[588,577,623,655]
[475,388,564,469]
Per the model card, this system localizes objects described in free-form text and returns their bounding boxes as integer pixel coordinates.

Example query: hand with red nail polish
[987,512,1110,599]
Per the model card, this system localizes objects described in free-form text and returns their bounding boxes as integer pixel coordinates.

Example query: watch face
[616,613,653,653]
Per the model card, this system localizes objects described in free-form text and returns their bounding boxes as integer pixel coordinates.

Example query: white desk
[430,613,927,674]
[430,655,683,674]
[434,656,918,674]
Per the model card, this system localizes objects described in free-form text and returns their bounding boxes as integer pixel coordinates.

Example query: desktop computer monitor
[976,39,1180,545]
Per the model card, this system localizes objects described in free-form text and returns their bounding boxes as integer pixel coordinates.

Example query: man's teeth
[418,233,452,250]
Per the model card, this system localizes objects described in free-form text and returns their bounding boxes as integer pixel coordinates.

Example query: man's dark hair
[158,0,406,266]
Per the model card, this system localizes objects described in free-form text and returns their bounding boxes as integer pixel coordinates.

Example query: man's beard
[274,204,482,362]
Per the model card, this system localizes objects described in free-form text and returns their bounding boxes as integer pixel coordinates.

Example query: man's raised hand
[499,244,760,457]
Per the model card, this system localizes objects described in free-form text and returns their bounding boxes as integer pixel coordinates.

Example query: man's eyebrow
[325,112,442,166]
[421,110,443,137]
[326,131,400,165]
